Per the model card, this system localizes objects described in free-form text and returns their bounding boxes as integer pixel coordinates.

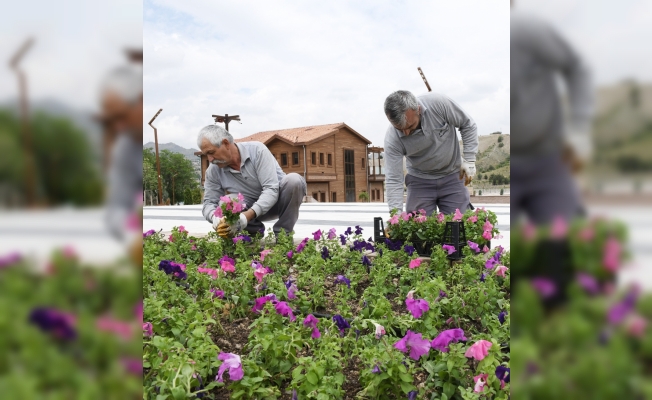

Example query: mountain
[475,133,510,176]
[143,142,200,162]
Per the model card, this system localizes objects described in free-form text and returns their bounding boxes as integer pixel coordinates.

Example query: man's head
[197,125,236,168]
[384,90,421,135]
[99,66,143,138]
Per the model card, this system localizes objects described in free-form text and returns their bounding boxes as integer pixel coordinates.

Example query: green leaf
[292,367,304,381]
[171,328,181,337]
[171,387,186,400]
[306,371,319,385]
[399,373,412,383]
[400,381,415,394]
[443,382,455,398]
[398,364,408,374]
[447,359,455,372]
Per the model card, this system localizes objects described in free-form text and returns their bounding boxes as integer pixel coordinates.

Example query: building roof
[235,122,372,146]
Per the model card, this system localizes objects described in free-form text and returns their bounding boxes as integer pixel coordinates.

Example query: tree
[500,188,504,195]
[358,191,369,202]
[497,136,503,143]
[159,150,199,205]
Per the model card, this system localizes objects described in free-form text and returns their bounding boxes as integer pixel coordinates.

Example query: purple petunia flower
[408,391,418,400]
[344,227,353,236]
[287,282,298,300]
[607,287,639,325]
[480,272,486,282]
[303,314,321,338]
[285,279,293,289]
[328,228,337,240]
[158,260,187,280]
[498,311,506,325]
[292,389,298,400]
[296,238,310,253]
[216,353,243,382]
[495,365,510,383]
[333,314,350,335]
[321,246,330,260]
[251,294,277,313]
[362,255,371,267]
[312,230,322,241]
[0,252,21,269]
[531,277,556,299]
[335,275,351,289]
[274,301,296,321]
[468,241,481,253]
[143,229,156,238]
[406,297,430,319]
[371,364,381,374]
[355,225,363,235]
[394,330,431,360]
[404,245,415,256]
[442,244,456,255]
[28,307,77,340]
[210,289,225,299]
[287,251,293,259]
[431,328,467,352]
[339,234,347,245]
[438,290,447,299]
[233,235,251,244]
[121,357,143,376]
[576,272,599,295]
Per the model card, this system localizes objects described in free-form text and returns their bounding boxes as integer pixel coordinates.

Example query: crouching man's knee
[283,173,307,196]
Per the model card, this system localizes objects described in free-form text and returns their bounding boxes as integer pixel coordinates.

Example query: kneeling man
[197,125,307,238]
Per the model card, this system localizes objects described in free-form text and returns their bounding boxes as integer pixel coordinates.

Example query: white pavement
[143,203,511,250]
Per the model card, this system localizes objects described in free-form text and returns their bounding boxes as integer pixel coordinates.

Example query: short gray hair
[101,66,142,104]
[384,90,419,128]
[197,124,234,148]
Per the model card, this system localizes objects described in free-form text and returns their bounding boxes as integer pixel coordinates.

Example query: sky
[143,0,511,150]
[0,0,142,113]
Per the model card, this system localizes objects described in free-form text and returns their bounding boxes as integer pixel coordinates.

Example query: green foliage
[0,110,103,205]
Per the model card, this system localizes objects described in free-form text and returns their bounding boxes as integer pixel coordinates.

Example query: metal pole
[224,113,229,132]
[148,108,164,206]
[10,38,35,206]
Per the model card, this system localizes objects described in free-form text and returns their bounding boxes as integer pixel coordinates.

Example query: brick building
[196,123,385,203]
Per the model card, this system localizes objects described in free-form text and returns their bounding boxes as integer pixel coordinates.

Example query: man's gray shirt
[202,142,286,222]
[510,11,593,158]
[384,92,478,212]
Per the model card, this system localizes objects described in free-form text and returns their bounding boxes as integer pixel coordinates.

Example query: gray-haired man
[197,125,307,238]
[383,90,478,216]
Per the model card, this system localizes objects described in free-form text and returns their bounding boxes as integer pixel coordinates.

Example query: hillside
[474,133,510,173]
[143,142,199,162]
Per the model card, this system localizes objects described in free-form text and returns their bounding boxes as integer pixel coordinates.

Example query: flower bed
[143,219,511,399]
[0,248,142,398]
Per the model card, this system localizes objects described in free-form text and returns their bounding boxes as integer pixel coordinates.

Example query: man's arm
[250,146,280,218]
[439,95,478,162]
[384,128,405,212]
[202,166,225,223]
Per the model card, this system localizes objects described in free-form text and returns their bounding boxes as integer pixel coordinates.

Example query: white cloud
[143,0,510,149]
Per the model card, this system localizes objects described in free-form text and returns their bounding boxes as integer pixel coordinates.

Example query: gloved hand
[459,157,475,186]
[563,129,592,173]
[214,213,248,239]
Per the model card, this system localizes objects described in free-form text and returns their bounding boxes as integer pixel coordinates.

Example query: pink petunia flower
[409,258,422,269]
[531,277,556,299]
[216,353,243,382]
[237,193,245,202]
[394,330,431,360]
[388,215,399,225]
[431,328,467,352]
[550,216,568,239]
[260,249,272,262]
[232,202,243,213]
[97,316,133,341]
[142,322,153,337]
[603,236,621,272]
[483,220,493,232]
[254,266,269,283]
[198,267,219,279]
[303,314,321,338]
[415,215,427,223]
[464,339,492,360]
[452,209,463,221]
[628,314,647,338]
[482,230,493,241]
[523,221,536,241]
[482,245,490,253]
[495,265,508,278]
[219,256,236,273]
[328,228,337,240]
[467,215,478,223]
[214,207,223,218]
[579,226,595,242]
[473,373,489,393]
[437,213,445,223]
[442,244,456,255]
[399,212,410,221]
[406,291,430,319]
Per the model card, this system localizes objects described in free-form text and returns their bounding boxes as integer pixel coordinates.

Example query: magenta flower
[252,294,277,313]
[464,339,492,360]
[327,228,337,239]
[394,330,431,360]
[482,230,493,241]
[142,322,153,337]
[482,220,493,232]
[409,258,422,269]
[287,282,297,300]
[287,251,293,259]
[210,289,225,299]
[431,328,467,352]
[143,229,156,238]
[406,294,430,319]
[96,316,133,341]
[495,265,508,278]
[467,241,480,253]
[550,216,568,239]
[482,245,490,253]
[219,256,236,273]
[296,238,309,253]
[442,244,456,255]
[303,314,321,338]
[274,301,296,321]
[531,277,556,299]
[312,229,322,240]
[216,353,244,382]
[121,357,143,376]
[452,209,463,221]
[198,267,219,279]
[576,272,599,295]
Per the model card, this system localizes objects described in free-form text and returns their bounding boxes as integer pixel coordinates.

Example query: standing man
[197,125,307,238]
[383,90,478,216]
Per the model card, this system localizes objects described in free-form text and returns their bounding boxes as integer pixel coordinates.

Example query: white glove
[461,157,476,178]
[565,129,593,163]
[212,214,223,230]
